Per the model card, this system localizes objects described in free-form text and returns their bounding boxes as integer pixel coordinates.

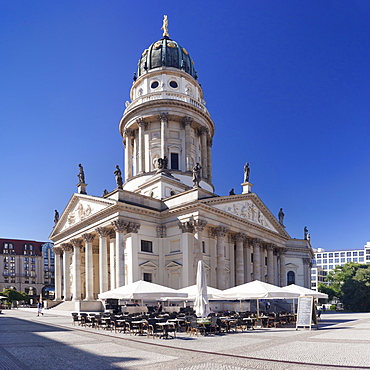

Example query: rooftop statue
[78,163,85,184]
[114,165,123,189]
[278,208,284,225]
[161,15,169,38]
[54,210,59,224]
[244,162,250,183]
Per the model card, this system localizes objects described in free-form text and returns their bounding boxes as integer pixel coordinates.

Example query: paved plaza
[1,309,370,370]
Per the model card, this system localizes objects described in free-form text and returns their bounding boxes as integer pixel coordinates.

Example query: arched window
[287,271,295,285]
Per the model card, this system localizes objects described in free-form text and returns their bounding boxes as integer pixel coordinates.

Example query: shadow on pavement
[0,315,142,370]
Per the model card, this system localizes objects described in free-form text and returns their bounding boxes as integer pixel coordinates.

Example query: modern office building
[311,242,370,289]
[50,17,314,310]
[0,238,55,299]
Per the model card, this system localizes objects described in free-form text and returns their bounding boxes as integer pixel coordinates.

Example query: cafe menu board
[296,296,315,330]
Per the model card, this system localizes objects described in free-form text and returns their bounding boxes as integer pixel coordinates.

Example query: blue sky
[1,1,369,251]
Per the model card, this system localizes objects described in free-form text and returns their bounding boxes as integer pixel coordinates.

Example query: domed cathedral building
[50,17,313,309]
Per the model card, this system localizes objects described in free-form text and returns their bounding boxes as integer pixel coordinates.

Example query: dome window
[169,80,178,89]
[151,81,159,89]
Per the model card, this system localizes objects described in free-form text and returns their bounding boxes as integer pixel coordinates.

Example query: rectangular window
[141,240,153,253]
[323,254,327,258]
[316,254,322,258]
[353,252,358,256]
[170,153,179,170]
[353,258,358,262]
[359,257,364,262]
[341,258,345,263]
[328,253,333,258]
[334,253,339,257]
[202,241,205,254]
[340,252,345,257]
[347,252,351,257]
[251,253,253,263]
[329,259,333,263]
[143,272,152,282]
[329,265,333,269]
[323,259,327,264]
[334,258,339,263]
[316,259,322,264]
[359,251,364,256]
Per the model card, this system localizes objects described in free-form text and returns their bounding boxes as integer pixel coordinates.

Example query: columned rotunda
[50,18,313,307]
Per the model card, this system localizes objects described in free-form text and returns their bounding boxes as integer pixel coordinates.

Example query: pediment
[52,194,115,236]
[139,261,157,268]
[210,198,278,233]
[165,261,182,269]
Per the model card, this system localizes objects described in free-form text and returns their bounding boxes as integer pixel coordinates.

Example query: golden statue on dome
[161,15,170,38]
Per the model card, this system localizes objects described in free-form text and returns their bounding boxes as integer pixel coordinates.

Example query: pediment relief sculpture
[213,200,276,232]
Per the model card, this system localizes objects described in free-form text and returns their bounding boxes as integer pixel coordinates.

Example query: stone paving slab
[1,309,370,370]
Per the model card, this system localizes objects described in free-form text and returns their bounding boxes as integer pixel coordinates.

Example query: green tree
[2,288,29,303]
[323,262,370,312]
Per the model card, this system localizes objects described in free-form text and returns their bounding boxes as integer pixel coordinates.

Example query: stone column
[213,226,228,290]
[137,118,146,174]
[179,221,194,286]
[193,219,207,267]
[303,257,312,288]
[71,238,83,301]
[279,248,287,286]
[182,116,192,171]
[207,137,213,183]
[112,220,126,287]
[61,243,73,301]
[109,230,116,290]
[260,244,266,282]
[124,128,133,180]
[125,222,141,283]
[82,233,95,301]
[252,239,262,281]
[234,233,246,286]
[266,244,274,284]
[52,247,63,301]
[200,127,208,178]
[244,239,252,283]
[157,226,167,285]
[96,227,111,294]
[160,112,168,159]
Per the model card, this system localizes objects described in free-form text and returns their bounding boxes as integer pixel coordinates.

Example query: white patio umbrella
[98,280,188,300]
[193,260,210,318]
[282,284,328,299]
[214,280,300,317]
[177,284,222,300]
[0,296,8,299]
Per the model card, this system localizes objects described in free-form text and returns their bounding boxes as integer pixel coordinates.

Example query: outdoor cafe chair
[71,312,80,326]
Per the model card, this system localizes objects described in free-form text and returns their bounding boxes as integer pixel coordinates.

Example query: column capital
[70,238,83,249]
[108,229,116,239]
[212,226,228,238]
[181,116,193,127]
[61,243,73,252]
[232,232,247,243]
[156,225,167,238]
[200,126,208,135]
[111,219,140,234]
[82,233,95,243]
[112,219,126,233]
[278,247,287,256]
[207,138,213,147]
[124,128,134,137]
[303,257,312,266]
[251,238,263,247]
[136,117,148,129]
[126,222,140,234]
[193,219,207,232]
[159,112,169,122]
[52,247,63,256]
[178,220,194,233]
[95,227,111,237]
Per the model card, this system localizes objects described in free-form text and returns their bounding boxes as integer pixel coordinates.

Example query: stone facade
[49,25,313,302]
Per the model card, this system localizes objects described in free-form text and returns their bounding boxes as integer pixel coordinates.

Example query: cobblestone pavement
[1,309,370,370]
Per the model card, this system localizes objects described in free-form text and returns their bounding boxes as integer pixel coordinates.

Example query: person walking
[37,300,43,316]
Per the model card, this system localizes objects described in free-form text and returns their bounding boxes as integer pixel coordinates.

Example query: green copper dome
[137,37,198,79]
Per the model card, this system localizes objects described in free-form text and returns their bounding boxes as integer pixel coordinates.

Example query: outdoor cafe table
[167,318,185,331]
[131,320,147,335]
[156,322,176,339]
